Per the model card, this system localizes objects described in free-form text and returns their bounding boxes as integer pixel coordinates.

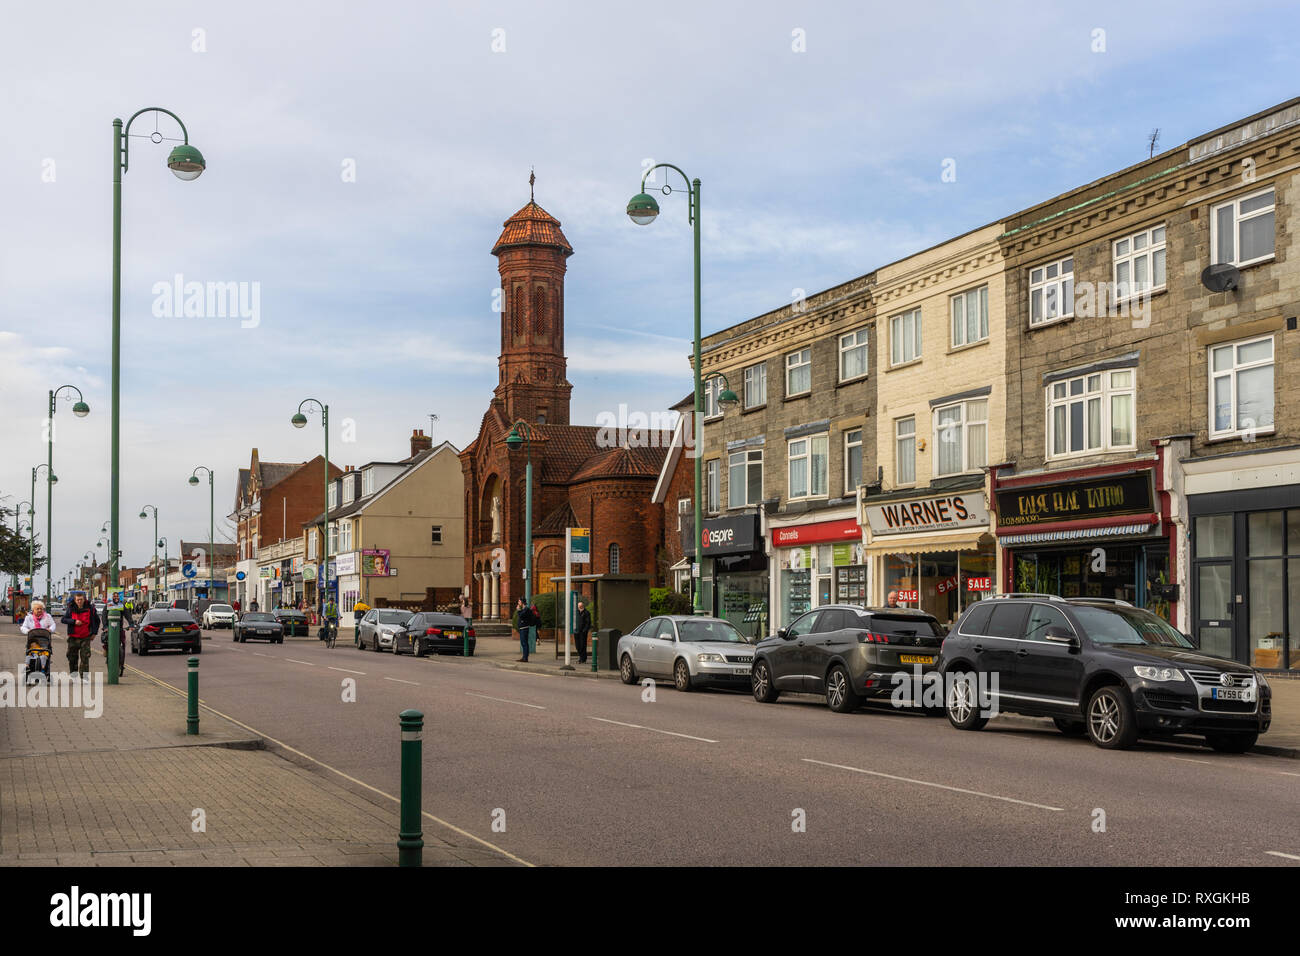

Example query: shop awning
[866,531,991,555]
[998,521,1155,546]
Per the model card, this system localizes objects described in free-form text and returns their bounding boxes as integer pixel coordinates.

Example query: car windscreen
[242,613,276,623]
[276,611,305,618]
[677,619,749,643]
[379,610,413,624]
[1070,605,1194,648]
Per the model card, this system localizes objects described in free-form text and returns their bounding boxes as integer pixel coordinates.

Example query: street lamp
[110,107,205,686]
[627,164,706,613]
[12,501,31,601]
[158,537,169,604]
[140,506,159,605]
[504,421,538,606]
[41,380,86,603]
[189,467,214,604]
[292,400,330,616]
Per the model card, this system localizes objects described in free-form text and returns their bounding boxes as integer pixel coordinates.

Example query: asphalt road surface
[123,630,1300,867]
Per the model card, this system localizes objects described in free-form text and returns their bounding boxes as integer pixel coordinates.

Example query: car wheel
[391,638,400,655]
[673,658,692,692]
[1086,685,1138,750]
[1053,717,1086,736]
[619,653,637,685]
[751,660,779,703]
[373,635,381,652]
[945,670,988,731]
[826,665,861,713]
[192,645,202,655]
[415,640,426,658]
[1206,731,1257,754]
[139,643,149,656]
[276,637,283,644]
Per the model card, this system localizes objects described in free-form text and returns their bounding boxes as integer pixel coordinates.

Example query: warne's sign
[864,493,989,536]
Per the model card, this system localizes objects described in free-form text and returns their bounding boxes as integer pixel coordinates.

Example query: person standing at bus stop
[574,600,592,664]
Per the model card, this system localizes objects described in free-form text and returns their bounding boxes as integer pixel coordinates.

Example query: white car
[202,603,237,628]
[617,616,756,691]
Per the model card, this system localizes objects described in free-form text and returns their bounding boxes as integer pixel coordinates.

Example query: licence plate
[900,654,934,665]
[1212,687,1254,701]
[164,626,182,633]
[445,631,460,638]
[734,667,751,675]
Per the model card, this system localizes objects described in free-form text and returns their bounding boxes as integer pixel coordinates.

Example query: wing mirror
[777,627,792,640]
[1043,626,1079,646]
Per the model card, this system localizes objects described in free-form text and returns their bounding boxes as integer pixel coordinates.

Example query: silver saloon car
[357,608,415,652]
[617,615,755,691]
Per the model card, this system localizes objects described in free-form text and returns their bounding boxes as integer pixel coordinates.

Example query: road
[122,629,1300,867]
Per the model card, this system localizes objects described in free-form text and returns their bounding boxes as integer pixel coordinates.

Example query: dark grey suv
[752,604,945,713]
[939,594,1272,752]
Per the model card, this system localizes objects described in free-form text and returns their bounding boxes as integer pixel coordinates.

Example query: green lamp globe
[139,511,147,519]
[188,476,200,485]
[719,388,740,406]
[626,193,660,226]
[505,427,523,450]
[291,412,308,428]
[72,401,90,417]
[167,144,206,181]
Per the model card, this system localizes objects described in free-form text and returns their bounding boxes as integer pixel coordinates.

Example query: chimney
[411,427,433,458]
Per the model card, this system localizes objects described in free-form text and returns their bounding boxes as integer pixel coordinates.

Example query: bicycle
[323,619,337,649]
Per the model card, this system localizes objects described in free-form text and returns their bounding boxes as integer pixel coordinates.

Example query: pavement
[0,622,517,866]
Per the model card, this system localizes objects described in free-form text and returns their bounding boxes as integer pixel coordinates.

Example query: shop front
[335,551,361,614]
[991,458,1175,622]
[688,514,768,640]
[861,479,995,629]
[767,512,863,629]
[1183,445,1300,670]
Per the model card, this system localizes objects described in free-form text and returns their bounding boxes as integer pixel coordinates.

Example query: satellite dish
[1201,263,1241,293]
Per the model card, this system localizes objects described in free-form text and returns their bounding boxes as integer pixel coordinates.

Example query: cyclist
[322,597,340,646]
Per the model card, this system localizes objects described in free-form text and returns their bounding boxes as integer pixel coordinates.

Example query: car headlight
[696,653,725,664]
[1133,665,1184,682]
[1255,671,1270,689]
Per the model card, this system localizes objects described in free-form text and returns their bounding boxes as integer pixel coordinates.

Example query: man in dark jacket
[574,600,592,664]
[515,598,535,662]
[61,591,100,682]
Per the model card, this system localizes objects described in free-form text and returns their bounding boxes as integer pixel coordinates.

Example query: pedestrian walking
[514,597,534,662]
[459,593,472,627]
[20,599,57,636]
[59,592,99,682]
[574,600,592,664]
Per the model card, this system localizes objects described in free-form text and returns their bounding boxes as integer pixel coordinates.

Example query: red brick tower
[491,176,575,427]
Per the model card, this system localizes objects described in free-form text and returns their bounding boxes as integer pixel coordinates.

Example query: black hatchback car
[273,609,309,637]
[939,595,1272,752]
[233,612,284,644]
[401,612,475,656]
[131,609,203,655]
[752,604,947,713]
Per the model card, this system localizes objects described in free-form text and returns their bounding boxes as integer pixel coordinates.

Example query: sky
[2,0,1298,583]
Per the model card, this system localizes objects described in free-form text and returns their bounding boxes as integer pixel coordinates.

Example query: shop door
[817,576,831,608]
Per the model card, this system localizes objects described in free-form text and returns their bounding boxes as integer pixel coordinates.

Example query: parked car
[356,608,415,652]
[401,612,475,656]
[170,599,190,611]
[232,611,284,644]
[48,602,66,617]
[130,609,203,655]
[273,609,309,637]
[202,603,237,629]
[751,604,946,713]
[938,594,1272,752]
[151,601,169,610]
[617,616,754,691]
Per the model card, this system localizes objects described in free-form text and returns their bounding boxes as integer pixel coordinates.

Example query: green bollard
[398,709,424,867]
[186,656,199,735]
[592,634,598,673]
[463,621,469,657]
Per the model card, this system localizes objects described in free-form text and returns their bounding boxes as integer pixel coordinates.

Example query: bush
[650,587,693,616]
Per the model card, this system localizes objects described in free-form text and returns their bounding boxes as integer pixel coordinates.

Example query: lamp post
[45,386,89,600]
[13,501,31,600]
[627,165,707,613]
[158,537,169,603]
[139,506,159,604]
[503,421,538,606]
[110,106,205,685]
[292,400,329,615]
[188,467,214,603]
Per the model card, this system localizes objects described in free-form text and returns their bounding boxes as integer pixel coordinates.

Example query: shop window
[844,428,863,493]
[1047,368,1135,458]
[895,417,916,484]
[788,434,828,500]
[1211,187,1274,267]
[1209,336,1274,440]
[1029,255,1074,326]
[839,328,869,381]
[950,285,988,347]
[934,399,987,477]
[728,449,763,508]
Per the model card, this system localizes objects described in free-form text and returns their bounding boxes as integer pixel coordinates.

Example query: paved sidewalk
[0,624,516,866]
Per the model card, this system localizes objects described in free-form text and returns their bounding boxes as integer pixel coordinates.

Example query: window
[1025,604,1073,641]
[608,543,621,574]
[327,484,338,510]
[705,459,720,514]
[340,519,353,552]
[950,286,989,347]
[839,328,869,381]
[890,309,922,365]
[1048,369,1136,457]
[307,532,317,560]
[1029,255,1074,325]
[328,522,338,554]
[788,434,828,499]
[703,377,722,419]
[743,362,767,408]
[677,498,691,531]
[844,428,863,492]
[895,417,916,484]
[728,449,763,508]
[1113,225,1166,300]
[362,468,374,497]
[342,478,355,506]
[1210,336,1274,439]
[785,349,811,396]
[933,399,988,476]
[431,525,443,545]
[1212,187,1275,267]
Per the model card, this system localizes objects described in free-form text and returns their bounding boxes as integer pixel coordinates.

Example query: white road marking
[468,692,545,710]
[328,666,366,675]
[1169,756,1214,765]
[586,716,717,743]
[802,758,1064,811]
[1280,772,1300,778]
[384,676,420,685]
[1266,850,1300,861]
[252,652,271,658]
[285,658,316,666]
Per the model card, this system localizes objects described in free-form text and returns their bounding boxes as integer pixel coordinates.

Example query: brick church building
[460,187,669,620]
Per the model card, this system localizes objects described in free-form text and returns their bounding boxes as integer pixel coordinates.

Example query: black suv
[939,594,1271,752]
[752,604,946,713]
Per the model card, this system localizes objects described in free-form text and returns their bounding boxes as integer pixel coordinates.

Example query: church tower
[491,175,574,427]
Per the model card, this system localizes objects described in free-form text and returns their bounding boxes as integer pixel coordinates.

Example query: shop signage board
[897,589,919,602]
[966,576,992,591]
[301,565,316,582]
[335,552,358,576]
[864,493,989,536]
[771,517,860,547]
[996,473,1154,528]
[690,514,760,556]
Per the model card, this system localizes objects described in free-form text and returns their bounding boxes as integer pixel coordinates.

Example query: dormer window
[342,477,355,506]
[362,468,374,497]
